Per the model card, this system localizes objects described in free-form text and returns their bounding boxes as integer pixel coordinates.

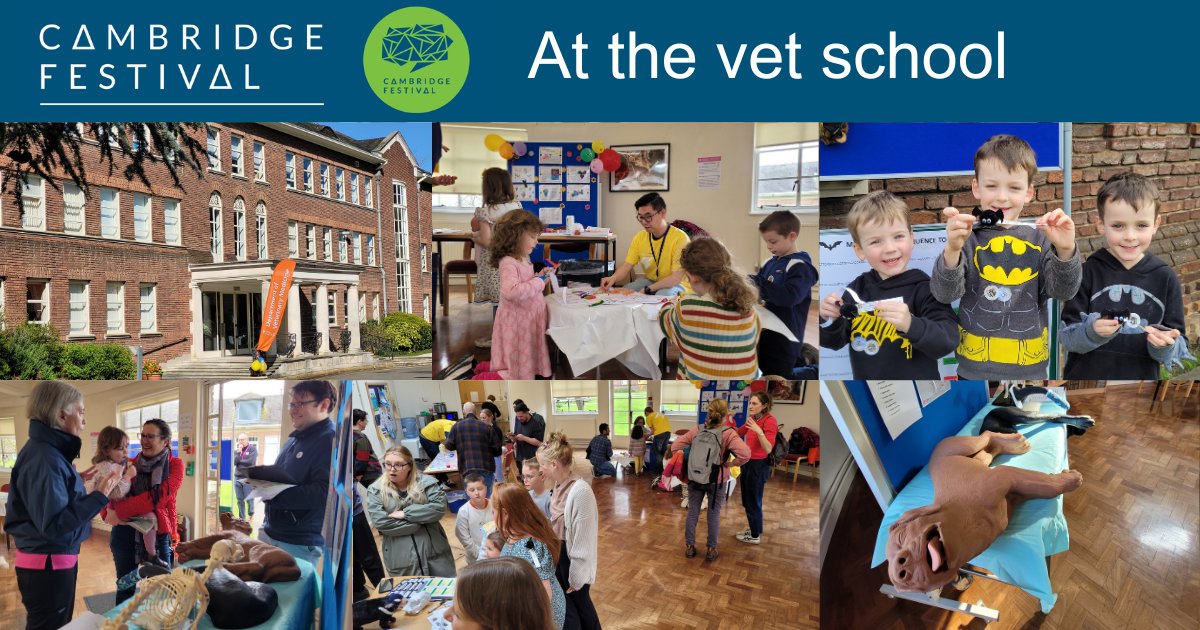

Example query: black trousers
[353,510,385,598]
[555,540,602,630]
[17,556,78,630]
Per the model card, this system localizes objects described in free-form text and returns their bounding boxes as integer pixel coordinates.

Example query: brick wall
[819,122,1200,349]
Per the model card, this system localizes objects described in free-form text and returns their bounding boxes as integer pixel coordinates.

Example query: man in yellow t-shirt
[600,192,690,295]
[643,405,673,473]
[420,418,457,486]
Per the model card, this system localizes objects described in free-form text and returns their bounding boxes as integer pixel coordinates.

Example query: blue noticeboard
[509,142,602,262]
[845,381,989,491]
[820,123,1064,181]
[695,381,754,427]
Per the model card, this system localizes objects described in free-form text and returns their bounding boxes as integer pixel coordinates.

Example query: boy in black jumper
[819,191,958,379]
[750,210,818,377]
[1060,172,1191,378]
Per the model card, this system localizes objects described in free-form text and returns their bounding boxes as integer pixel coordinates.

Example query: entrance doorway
[202,291,263,355]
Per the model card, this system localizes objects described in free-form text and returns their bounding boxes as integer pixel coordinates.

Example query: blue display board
[509,141,602,261]
[820,123,1064,180]
[845,381,989,490]
[695,381,754,427]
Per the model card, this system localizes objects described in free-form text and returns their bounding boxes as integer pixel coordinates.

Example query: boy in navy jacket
[751,210,818,377]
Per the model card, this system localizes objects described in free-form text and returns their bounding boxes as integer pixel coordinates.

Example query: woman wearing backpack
[729,391,779,546]
[672,399,751,561]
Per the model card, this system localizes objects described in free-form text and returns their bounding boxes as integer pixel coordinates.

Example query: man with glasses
[444,402,502,497]
[599,192,690,296]
[258,380,336,567]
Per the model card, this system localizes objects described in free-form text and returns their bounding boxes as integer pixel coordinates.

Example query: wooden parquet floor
[821,384,1200,630]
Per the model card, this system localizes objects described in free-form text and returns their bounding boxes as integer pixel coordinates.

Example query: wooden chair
[782,447,820,482]
[442,241,477,314]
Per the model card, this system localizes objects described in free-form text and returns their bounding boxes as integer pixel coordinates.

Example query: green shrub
[1,323,63,379]
[58,343,137,380]
[361,312,433,353]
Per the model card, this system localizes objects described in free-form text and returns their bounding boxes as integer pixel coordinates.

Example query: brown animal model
[885,431,1082,592]
[176,530,301,583]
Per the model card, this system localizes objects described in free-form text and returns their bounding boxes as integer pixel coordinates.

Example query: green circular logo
[363,7,469,113]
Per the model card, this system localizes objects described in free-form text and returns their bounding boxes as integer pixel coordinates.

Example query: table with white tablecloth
[545,293,798,378]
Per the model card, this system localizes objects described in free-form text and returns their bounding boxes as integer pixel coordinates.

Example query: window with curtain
[551,381,599,415]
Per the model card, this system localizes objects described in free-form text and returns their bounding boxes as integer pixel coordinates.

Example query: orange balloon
[499,143,515,159]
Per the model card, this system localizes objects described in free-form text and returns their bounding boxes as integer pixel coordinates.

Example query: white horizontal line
[39,102,325,106]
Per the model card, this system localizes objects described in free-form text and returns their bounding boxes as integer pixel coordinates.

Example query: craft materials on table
[391,577,457,601]
[566,289,673,306]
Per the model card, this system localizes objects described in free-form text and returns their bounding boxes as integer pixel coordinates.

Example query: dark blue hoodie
[5,420,109,554]
[263,418,335,546]
[751,251,818,374]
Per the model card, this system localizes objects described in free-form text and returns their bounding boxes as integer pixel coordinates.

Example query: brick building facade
[820,123,1199,349]
[0,122,432,365]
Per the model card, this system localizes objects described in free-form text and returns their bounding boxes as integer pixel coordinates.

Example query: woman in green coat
[366,446,457,577]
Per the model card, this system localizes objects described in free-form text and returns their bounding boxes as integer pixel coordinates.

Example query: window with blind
[552,381,599,415]
[660,381,700,416]
[436,125,528,200]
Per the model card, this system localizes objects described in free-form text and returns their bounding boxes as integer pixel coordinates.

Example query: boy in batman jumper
[930,135,1081,380]
[751,210,818,377]
[819,191,959,379]
[1061,172,1191,379]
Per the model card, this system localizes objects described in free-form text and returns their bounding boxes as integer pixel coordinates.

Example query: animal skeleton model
[102,539,243,630]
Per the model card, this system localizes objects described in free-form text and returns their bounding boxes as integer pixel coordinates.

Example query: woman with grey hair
[4,381,122,630]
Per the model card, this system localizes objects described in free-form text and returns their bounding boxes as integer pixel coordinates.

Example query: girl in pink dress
[488,211,554,379]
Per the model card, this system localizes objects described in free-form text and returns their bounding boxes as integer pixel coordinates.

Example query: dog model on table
[885,396,1089,593]
[176,530,301,583]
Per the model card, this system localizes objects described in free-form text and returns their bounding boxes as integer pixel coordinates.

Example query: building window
[140,283,157,333]
[106,281,125,334]
[120,398,179,449]
[285,152,296,189]
[610,381,649,436]
[20,175,45,231]
[661,381,701,415]
[1,416,17,470]
[288,221,298,257]
[0,277,5,331]
[393,181,412,314]
[335,168,345,201]
[324,228,333,261]
[253,141,266,181]
[552,382,599,415]
[100,188,120,239]
[372,294,380,320]
[164,199,181,245]
[134,193,151,242]
[364,176,373,208]
[353,232,363,264]
[421,243,428,272]
[328,293,337,325]
[63,181,85,235]
[207,128,221,171]
[303,157,313,193]
[230,134,244,177]
[256,202,268,259]
[320,163,329,196]
[338,230,349,263]
[306,225,316,260]
[350,173,360,205]
[423,295,430,321]
[233,197,247,260]
[68,280,89,336]
[209,193,223,262]
[27,279,50,324]
[753,140,819,214]
[367,235,376,266]
[358,293,366,324]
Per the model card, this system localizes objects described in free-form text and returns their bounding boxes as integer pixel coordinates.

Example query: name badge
[296,451,304,459]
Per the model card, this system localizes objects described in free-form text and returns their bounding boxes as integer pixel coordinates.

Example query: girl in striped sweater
[659,237,761,380]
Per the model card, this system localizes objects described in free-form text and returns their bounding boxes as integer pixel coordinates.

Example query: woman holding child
[6,382,123,630]
[537,432,602,630]
[367,446,456,577]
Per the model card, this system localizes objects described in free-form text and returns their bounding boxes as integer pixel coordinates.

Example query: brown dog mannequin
[176,530,302,583]
[885,431,1082,592]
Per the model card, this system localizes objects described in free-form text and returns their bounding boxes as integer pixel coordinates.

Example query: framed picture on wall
[768,380,806,404]
[609,143,670,192]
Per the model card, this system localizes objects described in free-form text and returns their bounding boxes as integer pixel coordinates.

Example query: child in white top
[522,459,553,520]
[90,426,158,560]
[455,474,494,565]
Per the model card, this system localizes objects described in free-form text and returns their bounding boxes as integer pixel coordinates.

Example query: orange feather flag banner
[256,258,297,354]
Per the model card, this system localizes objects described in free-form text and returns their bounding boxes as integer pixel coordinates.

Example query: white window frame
[288,221,298,257]
[339,230,349,263]
[422,295,430,321]
[393,181,412,313]
[106,281,125,334]
[285,152,296,189]
[358,293,366,324]
[373,294,380,320]
[327,293,337,325]
[367,235,376,266]
[306,225,316,260]
[207,128,221,171]
[253,141,266,182]
[209,193,223,262]
[256,202,268,259]
[350,173,360,205]
[164,198,181,245]
[335,168,345,201]
[420,243,428,273]
[100,188,120,239]
[133,193,152,242]
[609,380,649,437]
[324,228,333,261]
[140,283,157,333]
[233,197,247,260]
[0,416,17,470]
[751,140,819,216]
[364,176,373,208]
[320,163,330,196]
[551,382,600,416]
[353,232,363,265]
[303,157,313,193]
[69,280,89,336]
[661,381,701,416]
[27,279,50,324]
[230,134,244,177]
[20,175,46,231]
[63,180,85,235]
